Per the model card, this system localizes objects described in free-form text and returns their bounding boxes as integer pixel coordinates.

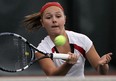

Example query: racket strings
[14,37,32,69]
[0,32,50,72]
[0,35,32,72]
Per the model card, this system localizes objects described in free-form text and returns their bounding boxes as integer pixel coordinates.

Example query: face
[41,6,66,36]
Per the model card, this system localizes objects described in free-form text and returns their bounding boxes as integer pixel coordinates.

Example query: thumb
[107,52,113,55]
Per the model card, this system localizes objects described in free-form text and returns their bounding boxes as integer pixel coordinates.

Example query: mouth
[51,26,59,28]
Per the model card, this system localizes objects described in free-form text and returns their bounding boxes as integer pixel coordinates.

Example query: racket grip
[52,53,69,59]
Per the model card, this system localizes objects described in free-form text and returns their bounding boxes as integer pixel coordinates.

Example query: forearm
[97,64,109,75]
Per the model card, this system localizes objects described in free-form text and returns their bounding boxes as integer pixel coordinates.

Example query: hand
[98,53,112,65]
[66,52,80,64]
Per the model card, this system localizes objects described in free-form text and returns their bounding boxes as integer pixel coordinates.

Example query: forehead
[43,6,64,15]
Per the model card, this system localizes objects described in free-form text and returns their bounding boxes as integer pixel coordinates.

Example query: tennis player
[23,2,112,78]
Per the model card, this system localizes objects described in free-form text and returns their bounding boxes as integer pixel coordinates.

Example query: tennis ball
[25,52,29,56]
[54,35,66,46]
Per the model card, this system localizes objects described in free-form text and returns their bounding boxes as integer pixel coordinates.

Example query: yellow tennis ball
[54,35,66,46]
[25,52,29,56]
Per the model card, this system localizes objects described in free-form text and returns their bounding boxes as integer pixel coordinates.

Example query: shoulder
[66,30,91,41]
[36,36,54,53]
[66,30,93,53]
[39,35,54,46]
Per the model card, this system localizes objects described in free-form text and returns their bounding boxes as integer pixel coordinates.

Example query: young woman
[23,2,112,78]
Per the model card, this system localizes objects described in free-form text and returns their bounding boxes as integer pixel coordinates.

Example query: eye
[44,14,52,19]
[56,15,62,18]
[45,15,52,19]
[46,16,51,19]
[56,15,61,18]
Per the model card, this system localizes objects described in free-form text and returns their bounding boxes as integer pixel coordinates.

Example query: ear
[40,19,44,27]
[64,15,66,24]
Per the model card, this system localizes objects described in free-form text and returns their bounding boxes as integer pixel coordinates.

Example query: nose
[52,17,57,23]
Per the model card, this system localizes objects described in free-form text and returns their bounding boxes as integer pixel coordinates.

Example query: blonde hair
[22,12,42,32]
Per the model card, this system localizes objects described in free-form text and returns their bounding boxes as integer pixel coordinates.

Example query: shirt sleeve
[36,43,47,53]
[83,35,93,53]
[36,36,54,54]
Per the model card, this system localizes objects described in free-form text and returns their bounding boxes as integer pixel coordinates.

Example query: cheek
[59,17,66,25]
[59,19,65,26]
[42,20,51,27]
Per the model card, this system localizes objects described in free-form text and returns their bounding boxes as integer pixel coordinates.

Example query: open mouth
[51,26,59,28]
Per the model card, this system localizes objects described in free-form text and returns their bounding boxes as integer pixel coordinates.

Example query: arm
[97,53,112,74]
[35,52,79,76]
[86,45,112,75]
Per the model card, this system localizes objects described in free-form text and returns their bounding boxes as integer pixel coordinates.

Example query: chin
[51,31,62,36]
[54,30,61,33]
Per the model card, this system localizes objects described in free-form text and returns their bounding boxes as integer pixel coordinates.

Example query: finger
[104,53,112,60]
[67,52,73,58]
[71,54,76,61]
[68,52,72,55]
[106,54,112,61]
[107,53,113,57]
[108,52,113,55]
[68,52,76,59]
[70,54,77,64]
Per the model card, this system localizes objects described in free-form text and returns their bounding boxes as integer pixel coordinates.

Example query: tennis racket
[0,32,69,73]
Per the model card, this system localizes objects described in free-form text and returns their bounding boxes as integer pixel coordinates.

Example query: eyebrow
[44,11,62,15]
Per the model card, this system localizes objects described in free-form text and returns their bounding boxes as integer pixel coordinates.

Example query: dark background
[0,0,115,76]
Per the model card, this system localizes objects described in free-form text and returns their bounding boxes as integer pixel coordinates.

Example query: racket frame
[0,32,69,73]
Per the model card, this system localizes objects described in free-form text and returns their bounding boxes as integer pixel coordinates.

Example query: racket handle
[52,53,69,59]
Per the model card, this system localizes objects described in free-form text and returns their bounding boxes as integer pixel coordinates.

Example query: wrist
[65,61,74,66]
[66,60,76,65]
[97,64,109,75]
